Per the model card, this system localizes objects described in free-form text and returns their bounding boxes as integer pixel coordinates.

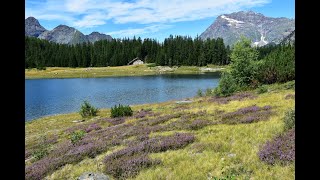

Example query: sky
[26,0,295,42]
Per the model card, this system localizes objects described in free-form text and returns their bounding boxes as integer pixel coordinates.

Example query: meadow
[25,81,295,180]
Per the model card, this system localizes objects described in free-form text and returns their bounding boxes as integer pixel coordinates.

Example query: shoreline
[25,64,226,79]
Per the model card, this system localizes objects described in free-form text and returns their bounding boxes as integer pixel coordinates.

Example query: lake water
[25,73,220,121]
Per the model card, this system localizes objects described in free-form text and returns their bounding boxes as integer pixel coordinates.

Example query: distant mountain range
[200,11,295,46]
[25,17,112,45]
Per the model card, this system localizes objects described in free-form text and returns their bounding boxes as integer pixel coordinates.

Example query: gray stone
[176,100,193,104]
[78,172,110,180]
[228,153,236,157]
[87,32,112,43]
[25,17,47,37]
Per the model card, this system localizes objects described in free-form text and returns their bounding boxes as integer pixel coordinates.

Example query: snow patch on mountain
[221,15,244,28]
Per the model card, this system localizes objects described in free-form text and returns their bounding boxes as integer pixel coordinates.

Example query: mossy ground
[25,82,294,180]
[25,64,226,79]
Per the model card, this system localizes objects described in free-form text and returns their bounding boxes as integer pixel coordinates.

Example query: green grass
[25,83,294,179]
[25,64,226,79]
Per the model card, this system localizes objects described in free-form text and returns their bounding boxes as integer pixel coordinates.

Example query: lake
[25,73,220,121]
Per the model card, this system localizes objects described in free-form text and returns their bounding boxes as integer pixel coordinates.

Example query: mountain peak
[26,16,38,22]
[25,18,113,44]
[200,11,295,46]
[25,16,47,37]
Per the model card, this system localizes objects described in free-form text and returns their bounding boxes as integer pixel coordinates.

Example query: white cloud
[106,24,173,36]
[26,0,271,28]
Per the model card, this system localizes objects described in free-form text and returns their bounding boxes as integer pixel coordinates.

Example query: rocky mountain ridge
[200,11,295,46]
[25,17,112,45]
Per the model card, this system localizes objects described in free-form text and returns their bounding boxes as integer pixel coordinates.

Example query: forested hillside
[25,35,230,68]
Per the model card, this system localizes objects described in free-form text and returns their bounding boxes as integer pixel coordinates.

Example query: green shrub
[257,85,268,94]
[197,89,203,97]
[257,45,295,84]
[32,135,49,160]
[214,72,240,97]
[70,130,86,144]
[79,101,98,118]
[111,104,133,118]
[284,80,295,90]
[32,148,48,160]
[36,66,46,70]
[283,108,295,131]
[205,88,214,96]
[146,63,156,67]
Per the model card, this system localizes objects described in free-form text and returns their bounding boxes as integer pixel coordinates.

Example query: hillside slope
[25,82,295,179]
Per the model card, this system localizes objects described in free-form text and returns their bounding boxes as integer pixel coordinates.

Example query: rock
[87,32,112,43]
[78,172,110,180]
[176,100,193,104]
[38,25,88,45]
[25,17,113,44]
[72,119,85,123]
[199,67,224,72]
[228,153,236,157]
[25,17,47,37]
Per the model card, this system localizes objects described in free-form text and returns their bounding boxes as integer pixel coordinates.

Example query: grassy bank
[25,64,226,79]
[25,82,294,179]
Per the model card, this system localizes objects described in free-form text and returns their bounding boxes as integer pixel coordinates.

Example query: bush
[146,63,156,67]
[197,89,203,97]
[36,66,46,70]
[70,130,86,144]
[257,85,268,94]
[284,108,295,131]
[79,101,98,118]
[31,135,53,160]
[284,80,295,90]
[214,72,240,97]
[111,104,133,118]
[205,88,214,96]
[257,45,295,84]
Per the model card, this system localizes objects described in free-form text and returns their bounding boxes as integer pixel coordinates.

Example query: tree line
[214,37,295,96]
[25,35,231,68]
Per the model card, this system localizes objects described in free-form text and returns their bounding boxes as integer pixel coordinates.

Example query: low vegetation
[111,104,133,118]
[25,64,225,79]
[25,81,294,179]
[283,108,295,131]
[79,101,98,118]
[214,37,294,97]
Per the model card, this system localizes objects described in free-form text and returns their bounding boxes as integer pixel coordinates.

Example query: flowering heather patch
[105,153,160,179]
[173,104,190,111]
[26,110,194,179]
[209,92,257,104]
[25,134,59,161]
[259,128,295,165]
[163,111,212,131]
[145,113,182,126]
[188,119,212,130]
[65,124,88,134]
[134,108,154,118]
[164,116,191,130]
[25,149,32,159]
[85,123,102,133]
[285,94,295,100]
[104,117,126,125]
[220,105,273,124]
[104,133,195,179]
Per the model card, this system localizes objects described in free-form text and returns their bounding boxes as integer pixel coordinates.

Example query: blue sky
[26,0,295,42]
